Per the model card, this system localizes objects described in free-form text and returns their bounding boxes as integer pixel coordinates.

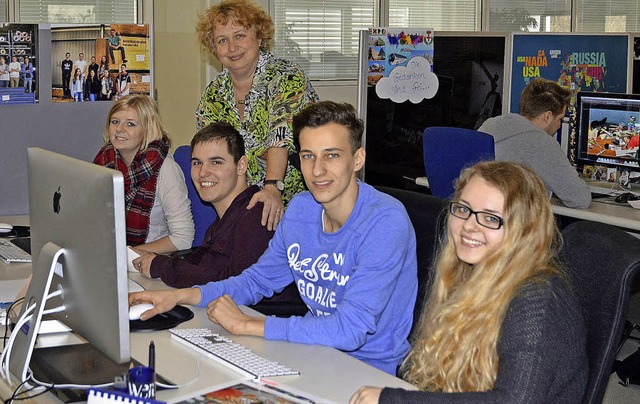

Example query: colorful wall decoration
[367,28,437,104]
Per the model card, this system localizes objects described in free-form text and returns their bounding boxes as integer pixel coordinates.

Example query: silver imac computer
[8,148,130,385]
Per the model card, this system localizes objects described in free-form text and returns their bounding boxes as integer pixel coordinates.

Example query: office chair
[422,127,495,199]
[375,186,448,342]
[173,145,217,247]
[558,221,640,404]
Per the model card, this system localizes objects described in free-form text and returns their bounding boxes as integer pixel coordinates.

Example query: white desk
[415,178,640,233]
[0,288,415,403]
[0,234,416,403]
[127,273,417,402]
[551,197,640,233]
[132,305,415,403]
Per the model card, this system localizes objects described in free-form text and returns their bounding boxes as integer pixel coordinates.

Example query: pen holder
[128,366,156,399]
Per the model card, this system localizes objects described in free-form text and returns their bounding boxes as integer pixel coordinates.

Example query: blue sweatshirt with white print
[197,181,417,374]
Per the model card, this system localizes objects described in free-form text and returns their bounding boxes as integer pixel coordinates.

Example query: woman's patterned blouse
[196,50,319,203]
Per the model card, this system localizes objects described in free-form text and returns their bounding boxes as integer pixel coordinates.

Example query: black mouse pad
[129,305,194,332]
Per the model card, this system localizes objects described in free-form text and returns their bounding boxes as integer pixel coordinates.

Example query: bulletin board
[359,30,509,189]
[361,28,437,187]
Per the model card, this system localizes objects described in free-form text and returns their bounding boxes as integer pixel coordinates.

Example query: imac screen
[9,148,129,383]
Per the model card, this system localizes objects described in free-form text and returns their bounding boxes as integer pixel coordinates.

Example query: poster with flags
[510,33,630,113]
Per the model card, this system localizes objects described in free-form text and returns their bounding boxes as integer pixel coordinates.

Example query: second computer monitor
[575,91,640,171]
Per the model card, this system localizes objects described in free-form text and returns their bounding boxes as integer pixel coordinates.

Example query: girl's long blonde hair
[402,161,561,392]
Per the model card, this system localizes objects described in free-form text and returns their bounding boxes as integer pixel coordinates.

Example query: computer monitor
[574,91,640,172]
[8,147,130,384]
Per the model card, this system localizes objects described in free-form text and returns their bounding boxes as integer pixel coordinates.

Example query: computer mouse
[615,192,640,204]
[129,303,155,321]
[0,223,13,234]
[129,305,194,332]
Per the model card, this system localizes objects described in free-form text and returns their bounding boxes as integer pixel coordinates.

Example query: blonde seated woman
[93,94,194,254]
[12,96,195,317]
[351,161,588,403]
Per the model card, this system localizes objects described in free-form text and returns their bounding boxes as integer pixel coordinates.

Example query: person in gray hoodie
[479,78,591,208]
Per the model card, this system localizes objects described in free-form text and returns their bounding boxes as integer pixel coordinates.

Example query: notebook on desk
[172,380,320,404]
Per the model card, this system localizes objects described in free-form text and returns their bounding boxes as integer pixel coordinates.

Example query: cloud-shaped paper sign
[375,56,439,104]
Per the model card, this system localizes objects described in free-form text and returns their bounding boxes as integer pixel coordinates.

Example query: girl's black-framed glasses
[449,201,504,230]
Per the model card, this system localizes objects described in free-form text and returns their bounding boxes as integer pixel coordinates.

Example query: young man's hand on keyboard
[206,294,266,337]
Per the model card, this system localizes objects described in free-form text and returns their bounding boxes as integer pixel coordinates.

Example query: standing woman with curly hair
[195,0,319,231]
[351,161,588,403]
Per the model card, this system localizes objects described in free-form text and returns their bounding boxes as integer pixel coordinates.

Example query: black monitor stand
[30,344,173,403]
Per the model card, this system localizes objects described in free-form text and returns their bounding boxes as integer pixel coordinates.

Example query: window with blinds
[272,0,377,81]
[19,0,136,24]
[576,0,640,32]
[487,0,571,32]
[388,0,479,31]
[0,0,6,23]
[7,0,640,81]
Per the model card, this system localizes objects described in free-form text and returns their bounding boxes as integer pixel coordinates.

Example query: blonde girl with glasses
[351,161,587,403]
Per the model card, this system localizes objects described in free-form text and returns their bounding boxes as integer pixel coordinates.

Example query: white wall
[152,0,210,149]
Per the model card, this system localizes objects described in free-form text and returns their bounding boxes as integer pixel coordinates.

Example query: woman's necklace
[236,96,246,120]
[233,79,251,118]
[234,81,250,106]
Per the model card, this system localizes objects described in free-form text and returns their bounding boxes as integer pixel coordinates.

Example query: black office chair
[375,186,448,342]
[559,221,640,404]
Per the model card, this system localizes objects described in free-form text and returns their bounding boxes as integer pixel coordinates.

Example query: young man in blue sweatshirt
[129,101,418,375]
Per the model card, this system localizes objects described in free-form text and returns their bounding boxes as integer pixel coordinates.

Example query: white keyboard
[0,240,32,263]
[169,328,299,379]
[587,184,624,197]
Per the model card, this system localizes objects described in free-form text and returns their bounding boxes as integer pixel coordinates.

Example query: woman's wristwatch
[264,179,284,192]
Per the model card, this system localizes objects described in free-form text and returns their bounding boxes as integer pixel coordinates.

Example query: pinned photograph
[592,164,607,182]
[0,24,38,105]
[618,167,632,189]
[51,24,151,103]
